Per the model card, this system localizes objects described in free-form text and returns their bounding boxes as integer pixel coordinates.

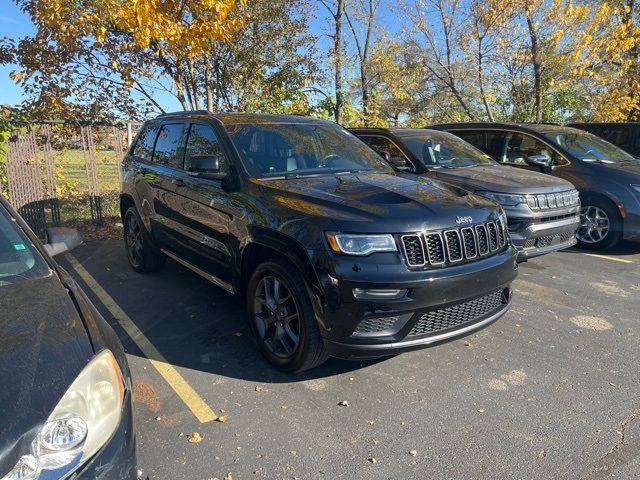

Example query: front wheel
[576,198,622,250]
[246,258,328,372]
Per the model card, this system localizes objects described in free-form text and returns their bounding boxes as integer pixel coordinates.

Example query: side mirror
[378,151,392,162]
[43,227,83,256]
[390,157,411,171]
[526,154,554,172]
[186,154,228,180]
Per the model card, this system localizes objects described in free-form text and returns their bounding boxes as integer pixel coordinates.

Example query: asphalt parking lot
[58,239,640,480]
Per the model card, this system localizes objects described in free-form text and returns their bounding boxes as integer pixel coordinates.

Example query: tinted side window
[132,125,158,161]
[483,131,508,161]
[185,124,228,173]
[153,123,187,168]
[361,136,404,158]
[504,133,567,166]
[456,131,485,150]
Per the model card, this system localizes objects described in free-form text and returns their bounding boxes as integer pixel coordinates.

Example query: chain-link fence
[1,121,140,238]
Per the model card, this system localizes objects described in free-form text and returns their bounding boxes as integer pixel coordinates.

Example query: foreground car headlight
[475,191,526,207]
[326,233,397,256]
[2,350,124,480]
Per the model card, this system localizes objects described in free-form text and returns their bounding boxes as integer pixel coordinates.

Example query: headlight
[2,350,124,480]
[631,184,640,194]
[475,191,526,207]
[325,233,397,256]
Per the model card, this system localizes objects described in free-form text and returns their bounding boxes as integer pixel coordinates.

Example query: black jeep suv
[351,128,580,261]
[120,112,518,372]
[433,122,640,249]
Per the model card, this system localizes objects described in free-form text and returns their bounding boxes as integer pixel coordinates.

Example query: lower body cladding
[75,389,137,479]
[315,246,518,360]
[507,212,580,261]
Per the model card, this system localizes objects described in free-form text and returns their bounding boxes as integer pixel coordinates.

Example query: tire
[246,258,328,372]
[123,206,166,273]
[576,197,622,250]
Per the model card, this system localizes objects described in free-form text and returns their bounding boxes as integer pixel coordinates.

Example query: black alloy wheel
[247,258,328,372]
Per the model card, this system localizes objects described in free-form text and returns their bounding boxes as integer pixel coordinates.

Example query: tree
[345,0,382,125]
[319,0,347,123]
[6,0,247,119]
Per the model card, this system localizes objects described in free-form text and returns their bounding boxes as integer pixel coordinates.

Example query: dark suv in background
[351,128,580,261]
[120,112,518,372]
[567,122,640,158]
[433,123,640,249]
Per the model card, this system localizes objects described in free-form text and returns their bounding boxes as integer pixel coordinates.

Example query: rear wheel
[246,258,328,372]
[123,207,166,273]
[576,198,622,249]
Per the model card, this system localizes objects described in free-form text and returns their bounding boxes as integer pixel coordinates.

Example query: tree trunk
[334,0,345,124]
[204,64,213,112]
[477,39,494,122]
[526,9,543,122]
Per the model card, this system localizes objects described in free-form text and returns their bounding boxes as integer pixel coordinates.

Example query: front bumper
[508,213,580,260]
[314,245,518,360]
[75,389,137,480]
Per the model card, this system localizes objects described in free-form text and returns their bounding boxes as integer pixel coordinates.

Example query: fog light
[353,288,407,300]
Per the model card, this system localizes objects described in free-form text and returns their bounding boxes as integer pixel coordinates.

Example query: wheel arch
[238,229,326,314]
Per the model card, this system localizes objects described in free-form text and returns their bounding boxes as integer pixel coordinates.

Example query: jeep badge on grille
[456,215,473,224]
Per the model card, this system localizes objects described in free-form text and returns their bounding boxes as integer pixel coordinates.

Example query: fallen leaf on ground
[216,416,228,423]
[368,457,377,464]
[367,420,374,425]
[338,400,349,407]
[255,386,266,393]
[187,432,202,443]
[224,473,233,480]
[409,450,418,457]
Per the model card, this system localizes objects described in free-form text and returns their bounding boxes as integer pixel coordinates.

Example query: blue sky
[0,0,399,112]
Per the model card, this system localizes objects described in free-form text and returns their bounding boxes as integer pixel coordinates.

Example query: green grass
[45,149,122,223]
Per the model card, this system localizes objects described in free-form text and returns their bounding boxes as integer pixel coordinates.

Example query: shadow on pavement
[566,240,640,257]
[63,240,388,384]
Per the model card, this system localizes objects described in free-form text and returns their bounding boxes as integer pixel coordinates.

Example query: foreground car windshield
[397,131,495,168]
[226,122,393,178]
[543,130,637,163]
[0,205,50,285]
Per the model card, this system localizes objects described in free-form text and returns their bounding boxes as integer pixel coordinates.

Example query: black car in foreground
[351,128,580,261]
[0,195,136,480]
[120,112,518,372]
[432,122,640,249]
[568,122,640,158]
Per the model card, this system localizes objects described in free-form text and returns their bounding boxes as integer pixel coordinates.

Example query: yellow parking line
[582,253,633,264]
[65,254,218,423]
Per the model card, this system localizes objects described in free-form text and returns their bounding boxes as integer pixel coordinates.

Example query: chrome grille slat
[487,222,499,251]
[461,227,477,259]
[496,219,506,246]
[424,232,445,265]
[400,234,426,267]
[475,224,489,255]
[444,230,463,263]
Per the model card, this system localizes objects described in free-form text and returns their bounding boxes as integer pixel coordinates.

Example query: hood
[0,274,94,475]
[252,172,501,233]
[429,164,574,195]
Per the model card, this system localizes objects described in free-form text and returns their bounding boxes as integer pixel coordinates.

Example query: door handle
[171,178,184,187]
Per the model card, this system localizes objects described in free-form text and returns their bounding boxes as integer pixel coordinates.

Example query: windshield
[543,130,637,163]
[397,130,495,168]
[225,122,394,178]
[0,204,50,286]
